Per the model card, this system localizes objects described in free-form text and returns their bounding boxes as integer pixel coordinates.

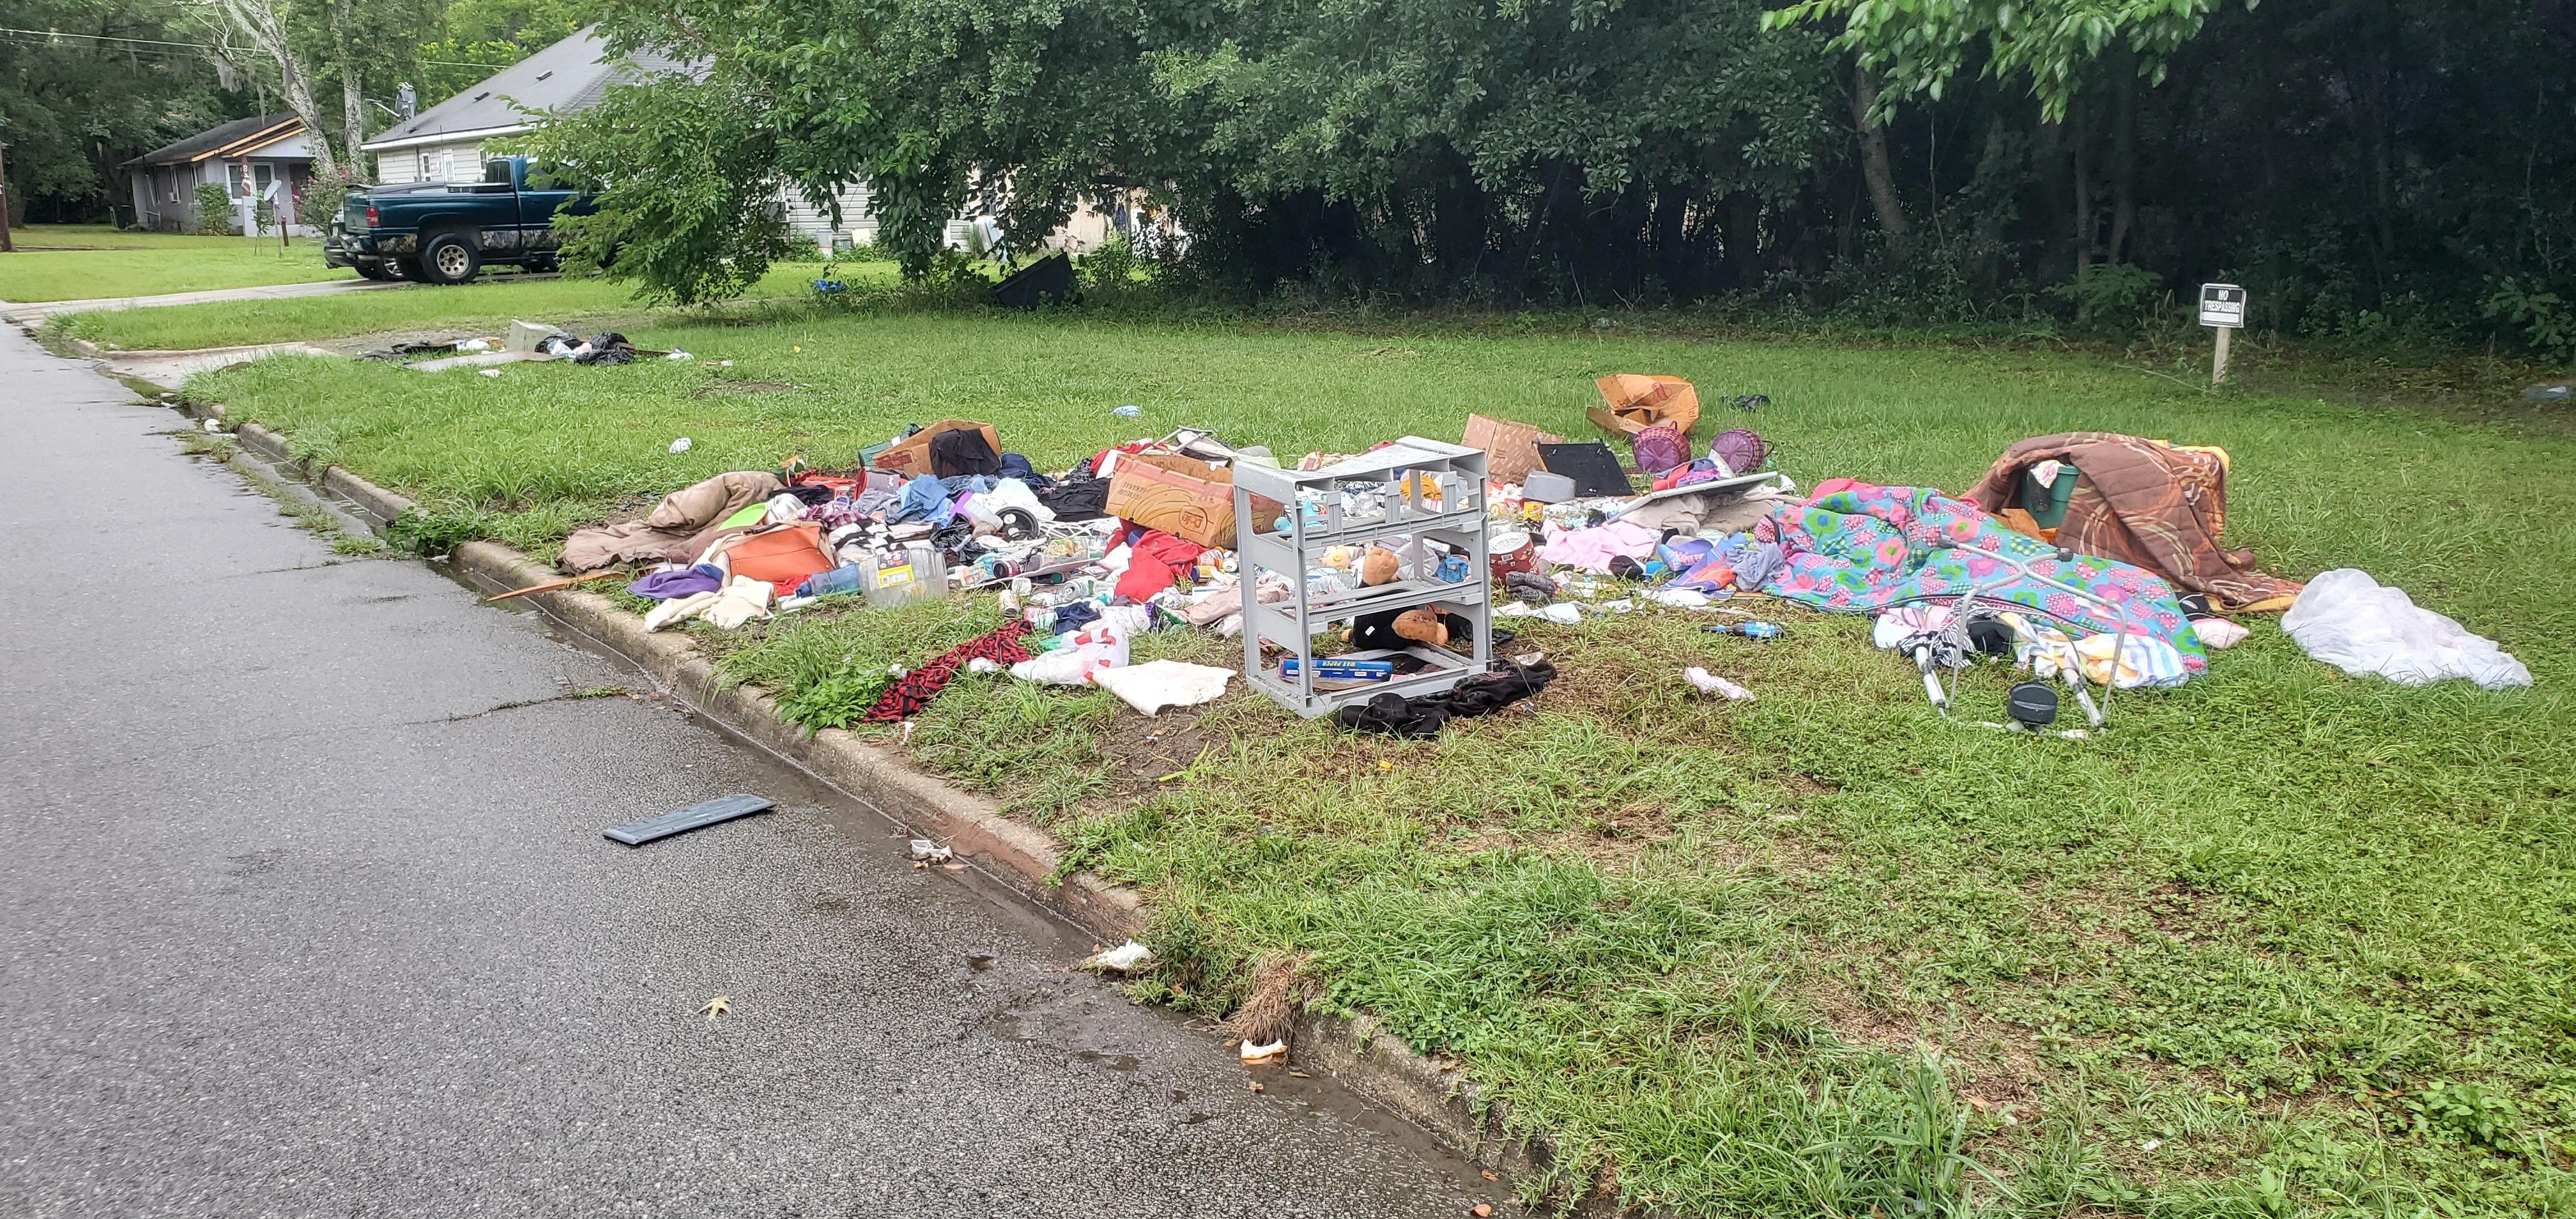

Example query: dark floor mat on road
[604,793,775,845]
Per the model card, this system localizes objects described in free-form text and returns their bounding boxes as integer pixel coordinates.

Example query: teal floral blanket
[1752,480,2205,674]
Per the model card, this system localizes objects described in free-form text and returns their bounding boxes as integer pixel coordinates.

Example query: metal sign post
[2199,283,2246,385]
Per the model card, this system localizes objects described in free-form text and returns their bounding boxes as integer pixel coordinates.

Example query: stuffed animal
[1349,608,1472,651]
[1358,546,1401,586]
[1393,608,1450,647]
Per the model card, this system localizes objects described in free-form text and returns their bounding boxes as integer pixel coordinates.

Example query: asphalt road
[0,328,1501,1218]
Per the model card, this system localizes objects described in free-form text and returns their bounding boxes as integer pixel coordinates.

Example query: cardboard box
[1103,452,1282,549]
[871,420,1001,477]
[1462,413,1562,486]
[1590,373,1699,436]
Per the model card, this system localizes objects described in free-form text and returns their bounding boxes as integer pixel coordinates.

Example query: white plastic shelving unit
[1232,438,1491,716]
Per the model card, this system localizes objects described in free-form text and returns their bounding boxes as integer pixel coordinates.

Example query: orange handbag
[721,522,836,590]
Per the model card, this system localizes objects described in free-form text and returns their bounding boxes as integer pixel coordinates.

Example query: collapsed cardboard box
[872,420,1002,477]
[1103,452,1284,549]
[1591,373,1700,437]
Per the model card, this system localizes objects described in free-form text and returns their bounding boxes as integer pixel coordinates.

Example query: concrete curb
[177,396,1563,1188]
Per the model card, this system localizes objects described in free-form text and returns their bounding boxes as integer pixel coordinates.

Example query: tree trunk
[1852,65,1906,238]
[335,0,366,178]
[1971,112,2011,293]
[2108,52,2138,264]
[1724,190,1763,293]
[2069,96,2092,285]
[342,70,366,180]
[216,0,339,176]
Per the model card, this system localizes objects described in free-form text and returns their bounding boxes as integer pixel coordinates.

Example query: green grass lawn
[0,224,353,302]
[183,304,2576,1216]
[44,259,888,349]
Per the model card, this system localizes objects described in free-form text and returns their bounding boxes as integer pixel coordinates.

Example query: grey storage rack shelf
[1232,438,1491,716]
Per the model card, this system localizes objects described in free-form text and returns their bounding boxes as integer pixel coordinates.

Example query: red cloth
[862,620,1033,723]
[791,474,862,496]
[1110,526,1204,602]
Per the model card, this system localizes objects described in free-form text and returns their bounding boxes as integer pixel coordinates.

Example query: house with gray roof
[360,27,878,249]
[357,26,1123,256]
[123,113,318,234]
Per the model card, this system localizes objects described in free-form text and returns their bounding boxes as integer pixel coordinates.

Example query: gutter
[361,123,534,153]
[160,390,1581,1204]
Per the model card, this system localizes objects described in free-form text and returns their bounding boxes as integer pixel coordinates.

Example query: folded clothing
[1540,519,1659,574]
[627,564,724,601]
[643,576,772,632]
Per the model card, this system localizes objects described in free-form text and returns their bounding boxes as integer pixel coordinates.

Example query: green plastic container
[2023,463,2081,528]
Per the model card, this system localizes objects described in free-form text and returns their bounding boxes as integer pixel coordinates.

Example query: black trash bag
[992,253,1075,309]
[572,332,636,365]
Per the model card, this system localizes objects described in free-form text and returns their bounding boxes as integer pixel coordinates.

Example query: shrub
[193,183,234,235]
[296,167,367,232]
[2046,263,2166,339]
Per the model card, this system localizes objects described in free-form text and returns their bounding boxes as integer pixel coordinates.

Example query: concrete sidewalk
[0,277,408,326]
[0,325,1503,1218]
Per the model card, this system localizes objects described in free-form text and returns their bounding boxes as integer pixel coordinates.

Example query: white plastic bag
[962,477,1055,527]
[2280,569,2531,689]
[1008,621,1128,685]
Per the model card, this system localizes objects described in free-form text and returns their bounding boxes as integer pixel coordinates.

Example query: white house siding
[374,139,494,185]
[779,182,877,250]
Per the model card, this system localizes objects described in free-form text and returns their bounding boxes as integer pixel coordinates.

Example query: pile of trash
[385,319,698,372]
[552,374,2529,742]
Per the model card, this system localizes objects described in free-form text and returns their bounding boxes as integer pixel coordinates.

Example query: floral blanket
[1753,481,2205,674]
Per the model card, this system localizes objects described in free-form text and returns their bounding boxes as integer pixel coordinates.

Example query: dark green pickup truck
[325,155,586,284]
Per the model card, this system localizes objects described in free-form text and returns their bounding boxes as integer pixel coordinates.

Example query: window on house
[418,151,431,181]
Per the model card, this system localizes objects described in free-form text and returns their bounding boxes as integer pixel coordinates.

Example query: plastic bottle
[798,565,868,598]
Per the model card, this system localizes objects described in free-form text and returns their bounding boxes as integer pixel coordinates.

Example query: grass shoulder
[182,297,2576,1215]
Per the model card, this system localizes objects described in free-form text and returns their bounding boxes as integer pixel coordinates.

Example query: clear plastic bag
[2280,569,2531,689]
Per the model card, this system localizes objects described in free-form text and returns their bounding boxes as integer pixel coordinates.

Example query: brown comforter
[1963,432,2302,611]
[556,471,783,573]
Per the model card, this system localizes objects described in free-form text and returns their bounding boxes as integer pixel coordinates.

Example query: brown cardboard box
[1462,413,1562,486]
[1590,374,1699,436]
[1103,452,1283,549]
[871,420,1002,477]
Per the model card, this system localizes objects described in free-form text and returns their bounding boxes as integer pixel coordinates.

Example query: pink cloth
[1540,519,1659,574]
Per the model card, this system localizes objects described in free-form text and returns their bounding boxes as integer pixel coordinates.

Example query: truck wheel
[354,261,392,282]
[420,233,482,284]
[394,258,424,280]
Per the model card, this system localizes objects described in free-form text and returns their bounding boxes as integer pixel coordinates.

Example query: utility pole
[1,136,16,253]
